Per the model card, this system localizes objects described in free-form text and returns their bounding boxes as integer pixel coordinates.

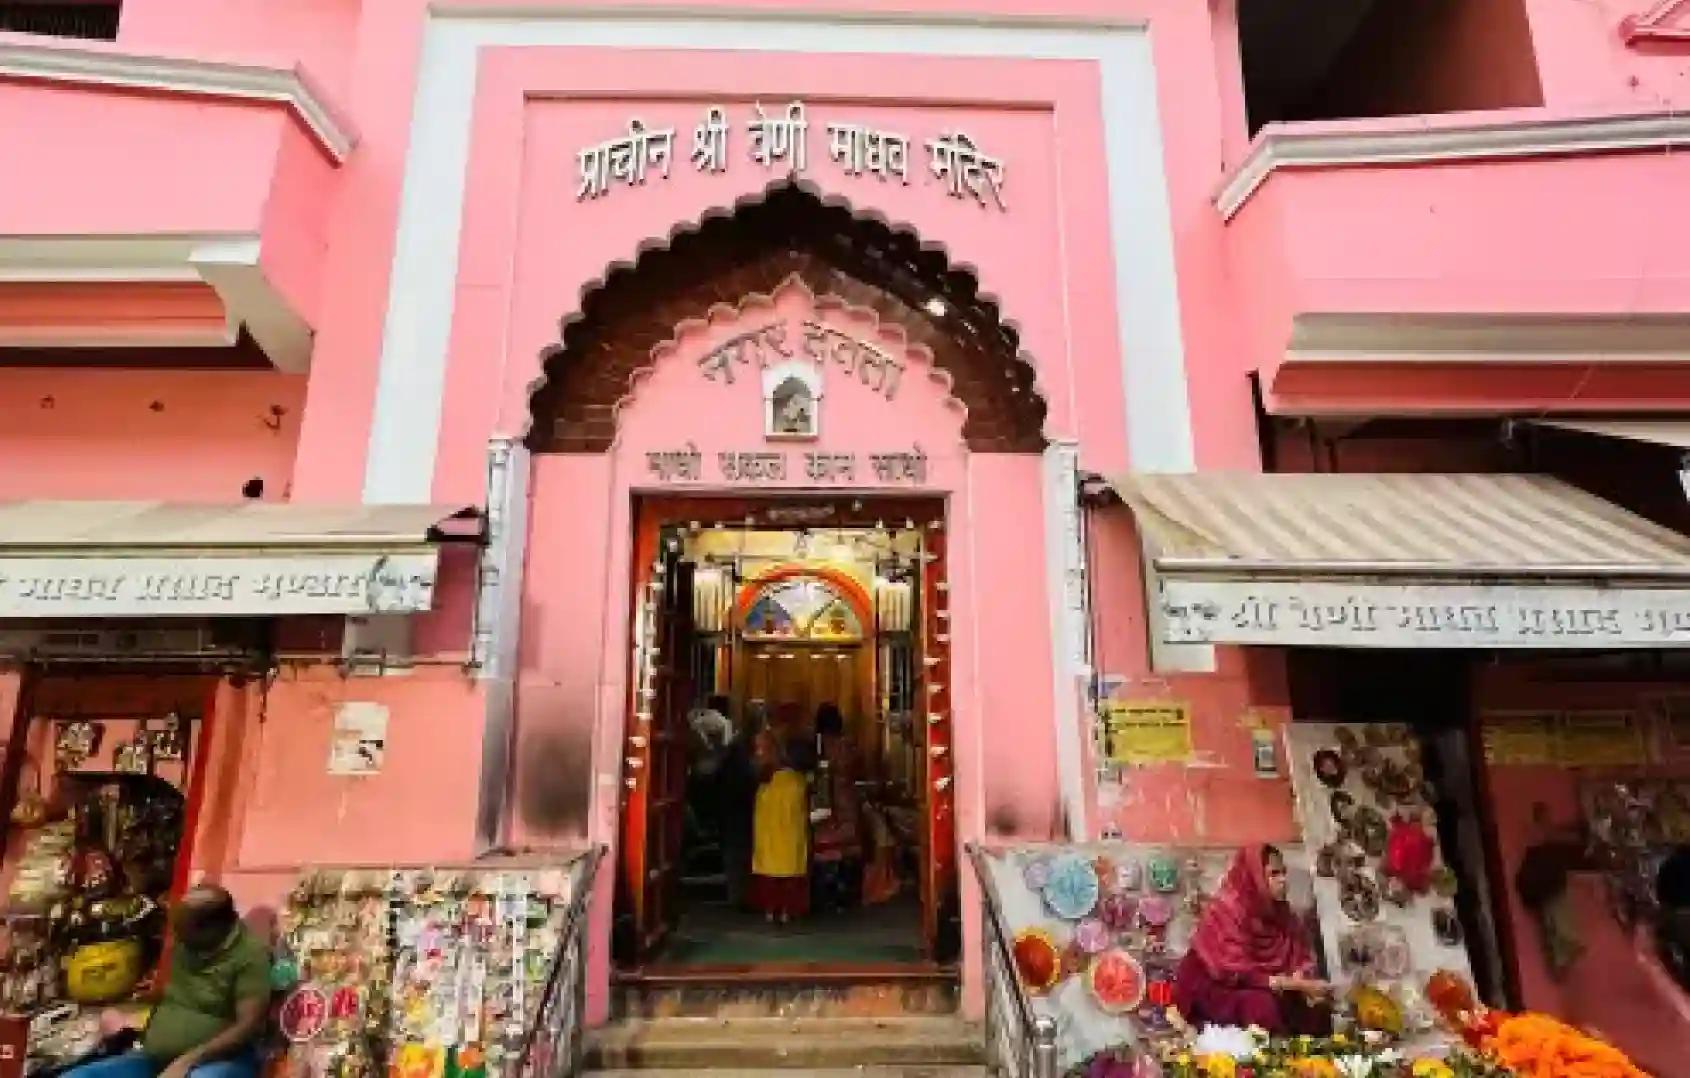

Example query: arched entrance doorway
[523,183,1047,992]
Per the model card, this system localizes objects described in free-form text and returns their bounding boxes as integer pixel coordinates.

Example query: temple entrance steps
[582,1016,986,1074]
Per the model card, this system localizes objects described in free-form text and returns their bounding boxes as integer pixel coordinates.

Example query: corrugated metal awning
[1107,473,1690,649]
[0,501,475,553]
[1109,472,1690,580]
[1108,476,1690,648]
[0,502,477,618]
[1532,419,1690,452]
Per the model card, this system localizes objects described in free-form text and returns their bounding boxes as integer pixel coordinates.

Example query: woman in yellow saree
[751,724,810,923]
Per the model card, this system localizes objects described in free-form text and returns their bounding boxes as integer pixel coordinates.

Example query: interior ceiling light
[923,297,948,318]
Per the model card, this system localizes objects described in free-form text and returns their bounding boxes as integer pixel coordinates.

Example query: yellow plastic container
[64,938,143,1004]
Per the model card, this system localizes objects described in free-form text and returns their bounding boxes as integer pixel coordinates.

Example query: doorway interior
[613,494,959,978]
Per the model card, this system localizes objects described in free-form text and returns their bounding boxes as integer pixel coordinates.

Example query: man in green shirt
[71,886,270,1078]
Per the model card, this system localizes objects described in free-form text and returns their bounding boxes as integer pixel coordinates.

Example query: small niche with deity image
[762,360,823,441]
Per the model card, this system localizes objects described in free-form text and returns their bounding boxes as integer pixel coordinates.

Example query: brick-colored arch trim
[525,182,1047,453]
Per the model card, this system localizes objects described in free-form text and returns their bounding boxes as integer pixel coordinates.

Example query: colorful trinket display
[273,864,573,1078]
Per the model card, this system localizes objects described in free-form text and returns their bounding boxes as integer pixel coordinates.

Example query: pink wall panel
[0,369,303,501]
[1523,0,1690,111]
[116,0,361,103]
[0,81,284,236]
[231,667,487,871]
[965,453,1061,840]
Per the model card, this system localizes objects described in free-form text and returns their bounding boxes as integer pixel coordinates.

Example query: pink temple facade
[5,0,1690,1065]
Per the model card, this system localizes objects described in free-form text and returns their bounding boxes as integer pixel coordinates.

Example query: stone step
[613,972,959,1020]
[584,1016,985,1071]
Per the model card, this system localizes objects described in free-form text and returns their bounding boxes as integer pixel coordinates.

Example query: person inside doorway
[688,694,735,754]
[71,886,270,1078]
[1515,801,1591,980]
[811,702,863,914]
[717,699,765,909]
[1173,845,1331,1035]
[1654,844,1690,992]
[751,712,810,924]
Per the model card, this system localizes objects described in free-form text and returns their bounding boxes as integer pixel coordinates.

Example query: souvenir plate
[1376,930,1412,979]
[1433,907,1464,946]
[1043,853,1101,920]
[1088,948,1147,1013]
[1021,855,1053,891]
[1138,895,1174,930]
[1330,790,1357,825]
[279,984,329,1043]
[1341,873,1381,922]
[1011,931,1061,988]
[1430,865,1459,898]
[1313,749,1347,788]
[1315,844,1338,879]
[1098,891,1137,932]
[1147,854,1180,893]
[1354,806,1389,857]
[1074,917,1110,954]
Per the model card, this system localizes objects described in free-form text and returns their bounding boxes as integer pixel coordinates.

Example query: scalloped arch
[524,181,1048,453]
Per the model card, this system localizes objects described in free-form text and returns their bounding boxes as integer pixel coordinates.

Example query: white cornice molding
[1217,109,1690,221]
[0,40,356,162]
[0,232,313,372]
[1287,311,1690,364]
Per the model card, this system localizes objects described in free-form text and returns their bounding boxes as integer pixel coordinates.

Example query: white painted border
[361,6,1196,501]
[1217,110,1690,221]
[1041,439,1090,838]
[0,233,313,371]
[0,41,356,162]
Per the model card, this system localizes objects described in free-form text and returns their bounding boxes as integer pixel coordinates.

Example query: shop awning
[0,502,477,618]
[1108,472,1690,649]
[1531,419,1690,451]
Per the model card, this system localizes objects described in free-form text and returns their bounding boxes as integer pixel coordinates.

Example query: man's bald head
[174,884,239,953]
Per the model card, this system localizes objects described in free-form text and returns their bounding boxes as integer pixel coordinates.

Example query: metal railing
[968,844,1059,1078]
[514,844,605,1078]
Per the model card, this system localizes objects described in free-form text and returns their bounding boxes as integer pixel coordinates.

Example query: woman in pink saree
[1173,845,1331,1034]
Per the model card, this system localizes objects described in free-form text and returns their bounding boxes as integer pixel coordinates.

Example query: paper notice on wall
[328,702,389,775]
[1481,712,1558,765]
[1101,701,1192,765]
[1557,711,1648,767]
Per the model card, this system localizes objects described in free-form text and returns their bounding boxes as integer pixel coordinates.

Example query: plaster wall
[0,79,293,236]
[0,369,304,502]
[216,666,489,899]
[117,0,363,103]
[1523,0,1690,110]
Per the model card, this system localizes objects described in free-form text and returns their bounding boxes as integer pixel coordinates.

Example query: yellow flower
[1330,1033,1348,1046]
[1201,1054,1237,1078]
[1177,1053,1193,1067]
[1411,1061,1454,1078]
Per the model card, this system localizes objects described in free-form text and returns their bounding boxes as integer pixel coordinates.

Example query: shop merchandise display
[1,771,183,1063]
[1004,847,1238,1053]
[272,866,573,1078]
[1580,778,1690,930]
[1288,724,1475,1039]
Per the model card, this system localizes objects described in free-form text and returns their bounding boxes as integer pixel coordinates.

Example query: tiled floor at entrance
[662,894,925,966]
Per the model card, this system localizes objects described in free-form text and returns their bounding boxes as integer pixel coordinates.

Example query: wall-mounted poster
[1480,712,1558,765]
[1101,701,1192,765]
[328,702,389,776]
[1557,711,1648,768]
